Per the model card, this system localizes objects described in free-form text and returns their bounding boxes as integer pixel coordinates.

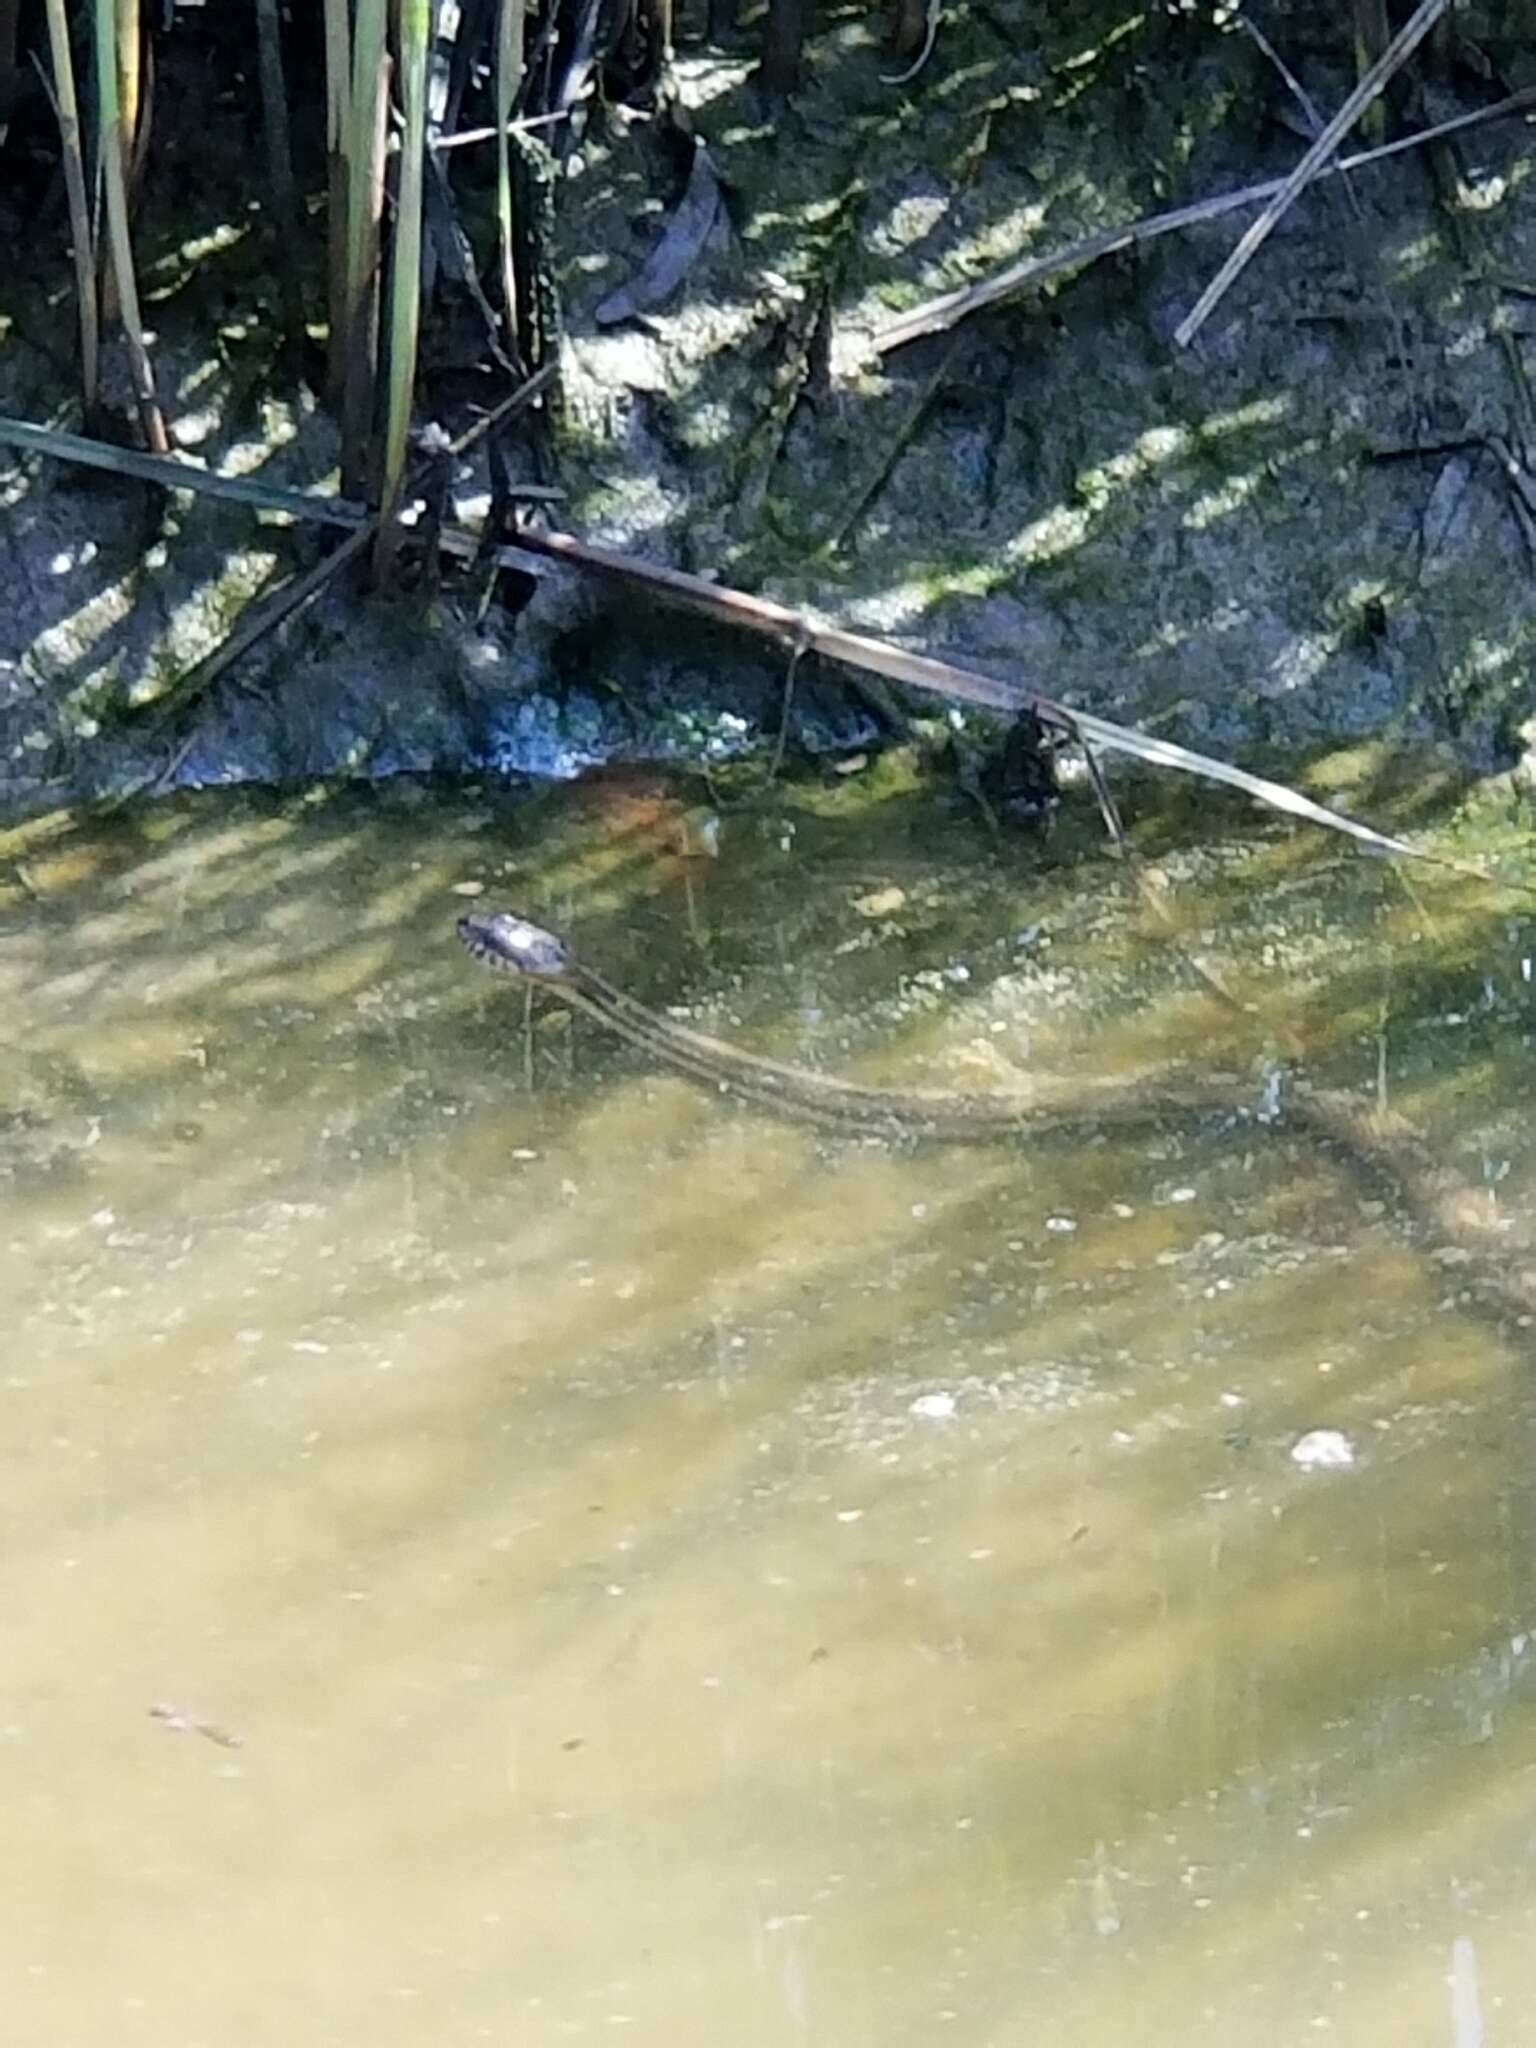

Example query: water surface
[2,769,1534,2045]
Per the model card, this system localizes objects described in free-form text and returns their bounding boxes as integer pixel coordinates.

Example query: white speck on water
[512,1147,539,1161]
[90,1208,115,1229]
[911,1203,928,1219]
[292,1340,329,1355]
[1045,1215,1077,1234]
[1291,1429,1357,1470]
[835,1509,864,1524]
[1167,1187,1197,1205]
[1111,1202,1135,1219]
[451,880,485,896]
[909,1392,957,1421]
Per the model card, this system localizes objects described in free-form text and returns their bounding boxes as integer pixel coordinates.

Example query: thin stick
[872,86,1536,357]
[433,110,565,149]
[1077,732,1128,852]
[0,409,561,520]
[0,414,371,522]
[1239,16,1331,153]
[766,633,809,783]
[1174,0,1450,349]
[152,524,374,719]
[0,363,559,528]
[820,334,960,552]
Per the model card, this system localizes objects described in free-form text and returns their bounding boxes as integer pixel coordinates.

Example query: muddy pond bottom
[2,772,1535,2047]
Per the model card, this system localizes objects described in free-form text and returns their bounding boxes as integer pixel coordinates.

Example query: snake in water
[457,908,1536,1329]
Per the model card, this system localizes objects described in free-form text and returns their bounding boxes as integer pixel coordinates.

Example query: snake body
[457,909,1534,1325]
[457,909,1248,1141]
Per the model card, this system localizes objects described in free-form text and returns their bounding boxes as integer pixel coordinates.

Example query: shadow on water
[1,766,1535,2045]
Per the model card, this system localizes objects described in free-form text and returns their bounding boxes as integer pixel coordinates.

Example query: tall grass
[42,0,98,421]
[26,0,790,582]
[339,0,389,504]
[91,0,166,450]
[375,0,432,580]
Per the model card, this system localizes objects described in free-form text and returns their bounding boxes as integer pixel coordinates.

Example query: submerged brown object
[457,909,1535,1328]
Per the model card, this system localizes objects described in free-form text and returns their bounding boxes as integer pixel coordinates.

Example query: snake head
[457,911,573,982]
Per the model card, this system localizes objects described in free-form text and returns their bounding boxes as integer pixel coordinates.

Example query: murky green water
[2,765,1535,2046]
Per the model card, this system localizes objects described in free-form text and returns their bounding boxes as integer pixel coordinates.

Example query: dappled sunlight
[4,0,1536,2023]
[2,774,1534,2040]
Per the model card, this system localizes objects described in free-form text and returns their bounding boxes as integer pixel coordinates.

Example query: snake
[457,908,1536,1325]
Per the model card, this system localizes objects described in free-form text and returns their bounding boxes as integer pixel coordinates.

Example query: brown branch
[504,523,1458,868]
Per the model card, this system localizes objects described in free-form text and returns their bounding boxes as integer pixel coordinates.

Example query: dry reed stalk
[91,0,166,450]
[41,0,99,418]
[339,0,389,500]
[254,0,306,352]
[322,0,352,400]
[375,0,432,583]
[495,0,527,357]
